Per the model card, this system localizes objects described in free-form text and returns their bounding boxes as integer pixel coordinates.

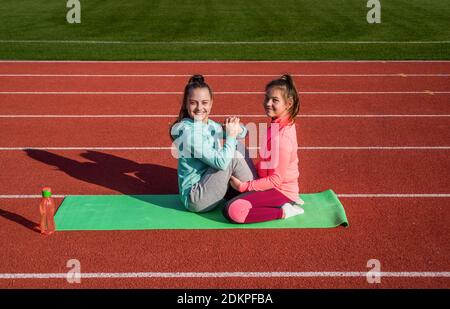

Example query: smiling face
[187,87,213,122]
[263,87,293,120]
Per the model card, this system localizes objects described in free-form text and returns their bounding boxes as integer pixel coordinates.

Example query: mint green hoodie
[171,118,247,208]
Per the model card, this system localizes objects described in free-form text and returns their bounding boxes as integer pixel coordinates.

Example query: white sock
[282,203,304,219]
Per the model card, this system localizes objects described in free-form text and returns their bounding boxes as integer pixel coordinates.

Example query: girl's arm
[183,124,237,171]
[238,136,292,192]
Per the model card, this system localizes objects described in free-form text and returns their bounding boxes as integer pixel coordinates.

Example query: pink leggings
[223,189,290,223]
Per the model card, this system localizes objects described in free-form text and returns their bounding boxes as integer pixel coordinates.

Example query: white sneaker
[293,204,305,215]
[281,202,304,218]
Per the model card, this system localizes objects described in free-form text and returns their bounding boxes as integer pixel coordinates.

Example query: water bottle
[39,187,56,235]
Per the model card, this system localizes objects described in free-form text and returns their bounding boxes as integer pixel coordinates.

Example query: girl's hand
[230,116,244,135]
[230,175,242,191]
[225,116,241,138]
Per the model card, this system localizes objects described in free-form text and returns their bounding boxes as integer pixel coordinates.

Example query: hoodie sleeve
[182,124,237,171]
[238,133,293,192]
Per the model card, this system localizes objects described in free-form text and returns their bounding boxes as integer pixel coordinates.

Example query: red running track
[1,117,449,148]
[1,60,450,74]
[0,149,449,197]
[1,94,450,116]
[0,61,449,289]
[1,75,449,92]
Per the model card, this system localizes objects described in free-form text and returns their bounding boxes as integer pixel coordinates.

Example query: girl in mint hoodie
[170,75,257,213]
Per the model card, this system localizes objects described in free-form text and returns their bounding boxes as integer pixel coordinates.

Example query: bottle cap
[42,187,52,198]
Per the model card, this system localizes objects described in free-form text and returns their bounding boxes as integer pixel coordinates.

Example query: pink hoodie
[238,116,300,203]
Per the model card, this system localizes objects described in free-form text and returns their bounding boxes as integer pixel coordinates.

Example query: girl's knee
[187,200,219,213]
[224,200,251,223]
[186,203,203,213]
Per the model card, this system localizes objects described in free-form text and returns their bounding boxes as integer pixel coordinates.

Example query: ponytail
[265,74,300,121]
[169,74,213,140]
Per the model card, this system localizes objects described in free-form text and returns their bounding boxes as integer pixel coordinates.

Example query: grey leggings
[187,144,257,213]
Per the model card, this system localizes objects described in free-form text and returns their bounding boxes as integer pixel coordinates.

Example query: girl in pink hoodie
[224,74,304,223]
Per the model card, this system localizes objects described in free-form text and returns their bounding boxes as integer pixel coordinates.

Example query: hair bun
[281,74,291,81]
[189,74,205,84]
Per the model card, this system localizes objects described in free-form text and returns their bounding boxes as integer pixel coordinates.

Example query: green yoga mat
[55,189,348,230]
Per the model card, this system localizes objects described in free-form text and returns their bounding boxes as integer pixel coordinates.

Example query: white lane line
[298,147,450,150]
[0,271,449,279]
[1,194,449,199]
[0,91,449,95]
[1,74,449,77]
[2,147,449,150]
[0,195,67,198]
[1,60,450,63]
[1,40,450,45]
[338,194,450,198]
[1,114,449,118]
[0,91,188,95]
[0,147,175,150]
